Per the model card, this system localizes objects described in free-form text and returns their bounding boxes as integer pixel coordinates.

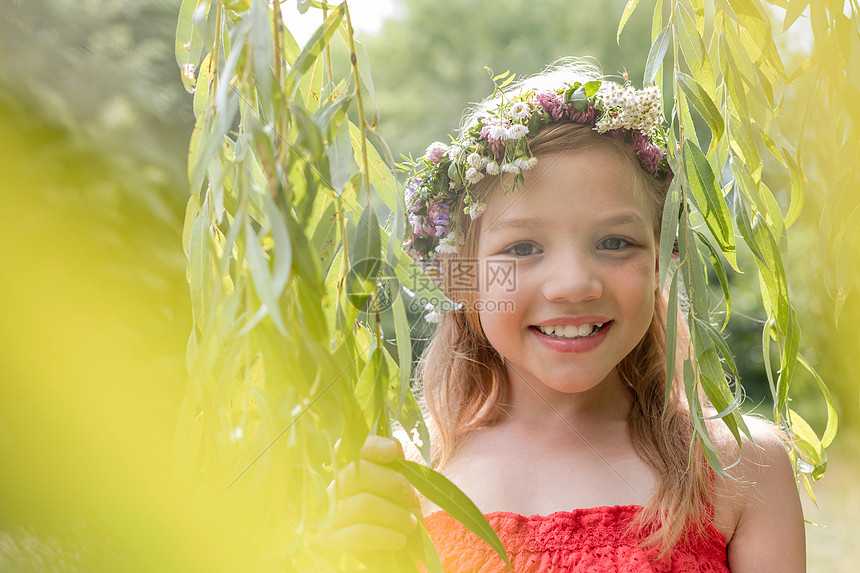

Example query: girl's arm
[725,422,806,573]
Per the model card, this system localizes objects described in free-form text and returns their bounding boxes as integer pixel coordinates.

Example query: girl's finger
[358,434,404,464]
[335,459,419,508]
[333,492,419,534]
[327,523,408,553]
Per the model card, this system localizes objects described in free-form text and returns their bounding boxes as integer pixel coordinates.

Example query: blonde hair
[415,59,714,556]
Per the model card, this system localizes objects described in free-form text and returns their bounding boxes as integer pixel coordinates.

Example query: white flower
[501,163,520,175]
[465,167,484,185]
[513,157,532,171]
[435,232,458,254]
[485,161,500,175]
[423,141,448,163]
[527,156,538,168]
[510,101,530,120]
[446,144,466,163]
[467,152,484,169]
[466,201,487,220]
[595,82,663,137]
[425,311,443,323]
[489,124,508,141]
[506,123,529,139]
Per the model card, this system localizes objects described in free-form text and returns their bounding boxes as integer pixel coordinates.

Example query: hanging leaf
[617,0,641,44]
[391,460,513,570]
[784,150,805,228]
[284,4,345,95]
[676,3,716,97]
[643,25,671,86]
[663,268,679,413]
[176,0,207,93]
[682,140,738,270]
[693,230,733,331]
[783,0,811,31]
[677,73,724,151]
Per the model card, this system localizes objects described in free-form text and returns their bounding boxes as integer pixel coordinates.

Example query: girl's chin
[504,364,616,394]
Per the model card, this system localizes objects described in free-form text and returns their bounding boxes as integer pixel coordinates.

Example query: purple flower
[535,91,565,120]
[480,123,507,159]
[567,105,598,125]
[427,201,451,237]
[631,129,665,173]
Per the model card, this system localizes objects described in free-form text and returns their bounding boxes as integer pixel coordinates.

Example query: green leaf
[761,318,777,399]
[250,0,275,113]
[284,4,345,96]
[797,354,838,449]
[583,80,602,98]
[783,0,811,31]
[390,295,413,414]
[644,25,671,86]
[788,408,823,475]
[617,0,641,44]
[750,212,790,333]
[394,249,449,308]
[407,523,444,573]
[664,268,679,414]
[325,122,357,196]
[677,73,724,152]
[391,460,513,570]
[784,150,805,228]
[693,229,733,331]
[188,197,213,329]
[682,140,738,270]
[293,104,325,159]
[683,360,728,475]
[245,220,288,334]
[499,73,517,88]
[728,0,786,79]
[659,174,682,290]
[651,0,664,41]
[349,203,382,280]
[349,123,399,212]
[676,3,716,97]
[193,52,214,118]
[176,0,207,93]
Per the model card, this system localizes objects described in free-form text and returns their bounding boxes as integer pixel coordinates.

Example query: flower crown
[403,78,670,278]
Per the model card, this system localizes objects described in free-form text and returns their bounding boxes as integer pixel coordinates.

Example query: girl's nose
[540,251,603,303]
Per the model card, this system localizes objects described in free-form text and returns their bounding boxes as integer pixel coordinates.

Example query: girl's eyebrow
[598,213,648,227]
[485,217,549,233]
[486,213,647,233]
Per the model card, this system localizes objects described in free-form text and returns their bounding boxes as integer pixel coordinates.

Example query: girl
[323,60,805,572]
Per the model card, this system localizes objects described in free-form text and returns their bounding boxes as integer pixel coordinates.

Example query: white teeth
[537,323,605,339]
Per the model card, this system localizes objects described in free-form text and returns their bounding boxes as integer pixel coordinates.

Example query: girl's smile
[475,146,658,402]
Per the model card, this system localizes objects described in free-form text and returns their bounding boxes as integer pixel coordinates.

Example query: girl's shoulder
[707,415,806,572]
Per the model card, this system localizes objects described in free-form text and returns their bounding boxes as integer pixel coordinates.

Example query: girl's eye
[505,242,541,257]
[599,237,633,251]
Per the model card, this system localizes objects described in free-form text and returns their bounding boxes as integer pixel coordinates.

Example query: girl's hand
[312,434,422,555]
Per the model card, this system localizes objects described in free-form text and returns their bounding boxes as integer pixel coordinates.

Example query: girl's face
[474,147,658,397]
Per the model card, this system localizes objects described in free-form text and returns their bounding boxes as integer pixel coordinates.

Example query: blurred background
[0,0,856,570]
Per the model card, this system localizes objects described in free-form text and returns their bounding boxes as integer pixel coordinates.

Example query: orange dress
[422,505,729,572]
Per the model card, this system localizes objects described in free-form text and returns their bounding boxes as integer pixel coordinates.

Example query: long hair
[415,59,714,556]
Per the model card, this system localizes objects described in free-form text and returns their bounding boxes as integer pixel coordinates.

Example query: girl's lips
[529,321,613,354]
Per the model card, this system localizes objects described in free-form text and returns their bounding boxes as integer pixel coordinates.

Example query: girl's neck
[499,364,632,436]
